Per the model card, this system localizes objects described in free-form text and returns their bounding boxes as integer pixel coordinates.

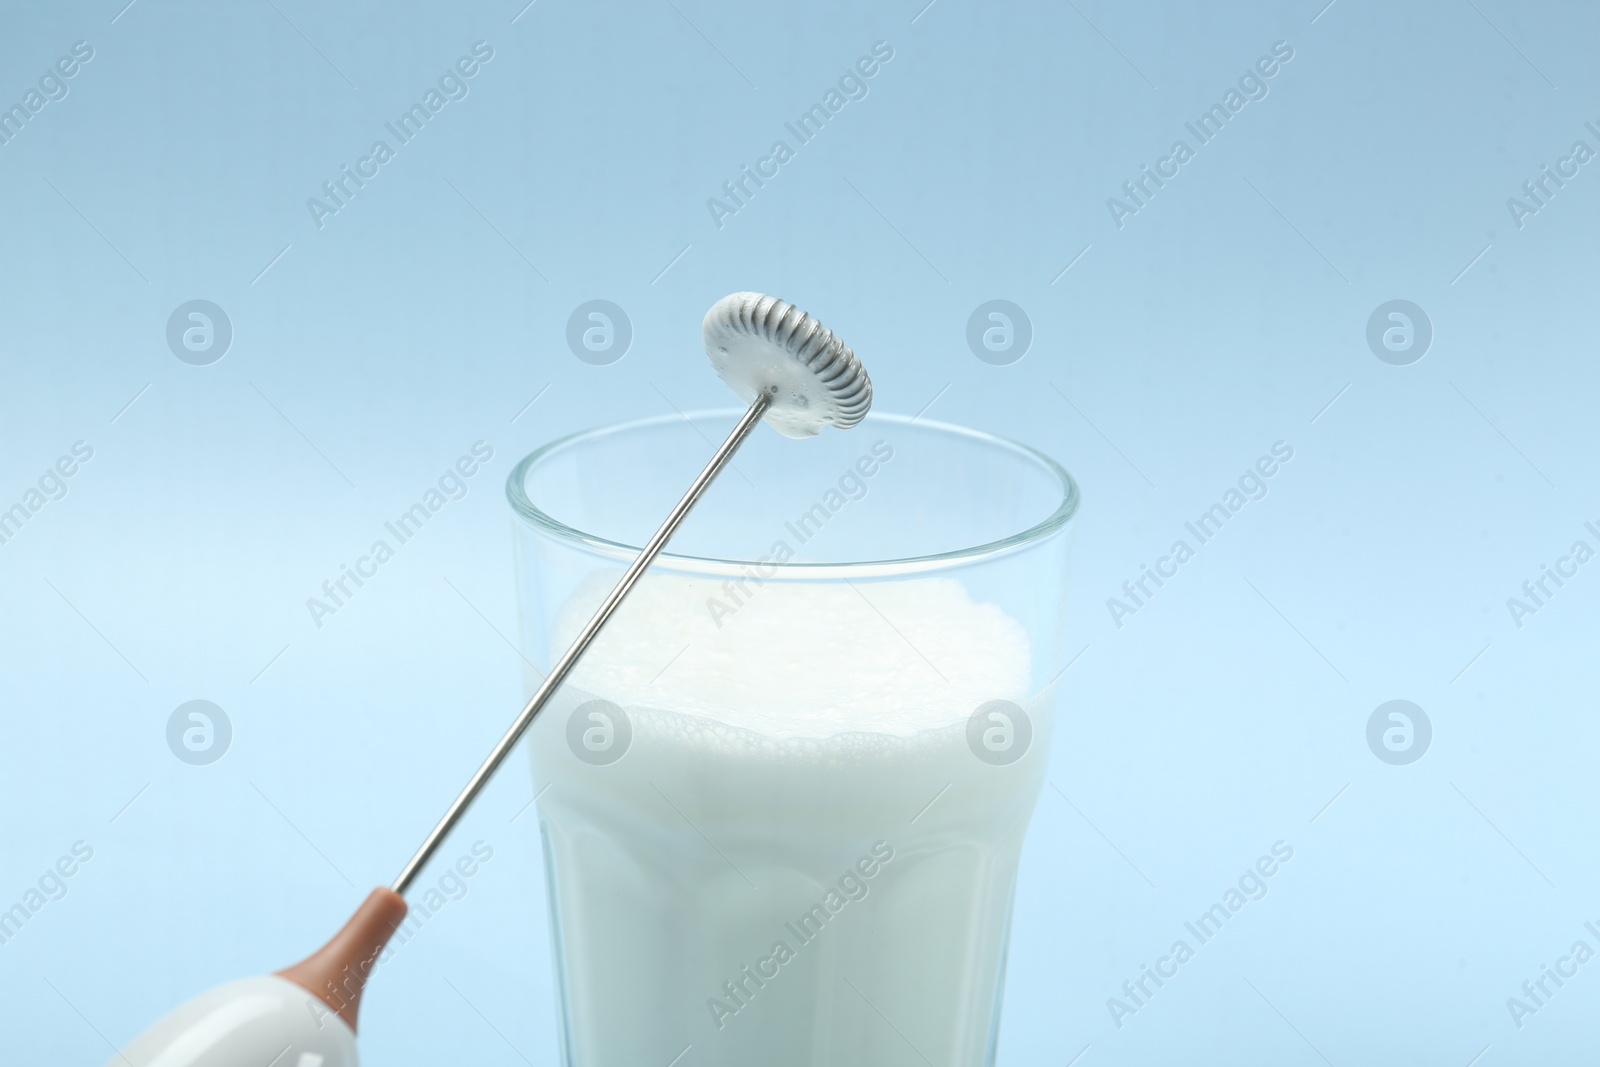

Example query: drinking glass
[507,411,1077,1066]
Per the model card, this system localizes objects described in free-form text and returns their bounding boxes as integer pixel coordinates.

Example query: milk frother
[107,293,872,1066]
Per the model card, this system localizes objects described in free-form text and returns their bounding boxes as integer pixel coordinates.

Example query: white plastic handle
[109,975,357,1067]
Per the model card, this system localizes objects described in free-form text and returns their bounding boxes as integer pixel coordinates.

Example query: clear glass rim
[505,410,1079,574]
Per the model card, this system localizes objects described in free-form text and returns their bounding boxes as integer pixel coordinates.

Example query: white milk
[527,572,1051,1066]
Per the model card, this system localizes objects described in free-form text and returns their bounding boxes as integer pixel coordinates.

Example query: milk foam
[530,571,1048,1066]
[553,571,1032,739]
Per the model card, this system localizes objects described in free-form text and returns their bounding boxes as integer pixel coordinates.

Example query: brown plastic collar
[277,887,408,1033]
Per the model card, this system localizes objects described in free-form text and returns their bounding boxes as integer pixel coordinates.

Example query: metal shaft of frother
[392,392,772,895]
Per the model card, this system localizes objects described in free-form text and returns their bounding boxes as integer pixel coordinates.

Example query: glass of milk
[507,411,1077,1067]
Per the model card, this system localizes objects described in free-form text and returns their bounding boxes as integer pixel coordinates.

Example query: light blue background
[2,0,1597,1063]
